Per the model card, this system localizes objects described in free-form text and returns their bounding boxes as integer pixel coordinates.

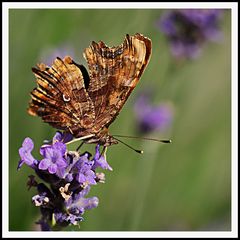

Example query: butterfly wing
[28,56,96,136]
[83,33,152,132]
[28,33,151,141]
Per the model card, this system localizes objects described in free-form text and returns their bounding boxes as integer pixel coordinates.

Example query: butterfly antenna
[112,136,144,154]
[112,134,172,144]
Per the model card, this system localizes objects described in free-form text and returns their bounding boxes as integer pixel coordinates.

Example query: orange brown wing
[83,33,152,133]
[28,56,96,136]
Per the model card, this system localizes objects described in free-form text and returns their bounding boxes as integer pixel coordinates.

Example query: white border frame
[2,2,238,238]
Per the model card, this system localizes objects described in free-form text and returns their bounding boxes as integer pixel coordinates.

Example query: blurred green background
[9,9,231,231]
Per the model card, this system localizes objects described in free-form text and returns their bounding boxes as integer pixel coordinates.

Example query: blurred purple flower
[39,44,75,66]
[18,132,111,230]
[134,93,174,134]
[158,9,223,59]
[66,185,99,220]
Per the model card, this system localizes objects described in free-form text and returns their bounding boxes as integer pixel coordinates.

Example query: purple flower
[53,185,98,226]
[38,142,67,174]
[71,196,99,214]
[158,9,223,59]
[32,193,49,207]
[18,131,112,230]
[72,153,97,185]
[134,93,174,134]
[53,131,73,144]
[92,145,113,171]
[54,212,83,226]
[18,137,38,169]
[67,185,99,216]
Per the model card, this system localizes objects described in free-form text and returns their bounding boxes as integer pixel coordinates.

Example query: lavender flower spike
[134,92,174,134]
[18,132,112,230]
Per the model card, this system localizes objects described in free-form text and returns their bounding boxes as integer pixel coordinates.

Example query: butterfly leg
[101,146,108,157]
[66,134,95,145]
[76,141,84,152]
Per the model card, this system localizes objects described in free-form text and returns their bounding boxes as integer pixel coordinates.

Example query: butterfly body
[28,33,152,146]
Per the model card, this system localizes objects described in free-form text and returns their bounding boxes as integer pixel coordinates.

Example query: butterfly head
[102,135,119,147]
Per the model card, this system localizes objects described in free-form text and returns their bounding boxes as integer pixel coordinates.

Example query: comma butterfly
[28,33,152,146]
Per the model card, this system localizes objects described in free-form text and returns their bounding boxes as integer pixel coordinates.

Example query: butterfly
[28,33,152,146]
